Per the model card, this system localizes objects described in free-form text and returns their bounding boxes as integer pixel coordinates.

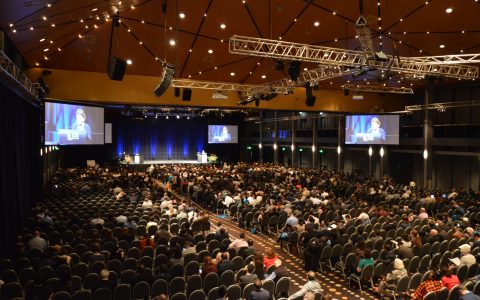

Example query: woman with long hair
[263,247,278,271]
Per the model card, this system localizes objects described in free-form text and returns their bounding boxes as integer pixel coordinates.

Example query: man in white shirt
[288,271,322,300]
[142,199,153,210]
[223,195,235,207]
[90,214,105,225]
[229,233,249,251]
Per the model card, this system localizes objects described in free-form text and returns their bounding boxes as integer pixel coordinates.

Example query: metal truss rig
[342,84,414,94]
[405,100,480,111]
[0,51,39,101]
[170,79,293,95]
[229,35,479,80]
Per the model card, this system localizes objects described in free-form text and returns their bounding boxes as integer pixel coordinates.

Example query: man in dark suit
[239,264,258,287]
[249,279,271,300]
[217,253,234,276]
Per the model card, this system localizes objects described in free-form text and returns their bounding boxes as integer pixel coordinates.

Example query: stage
[143,159,207,165]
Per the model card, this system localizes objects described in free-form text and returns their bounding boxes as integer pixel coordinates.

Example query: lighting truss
[0,51,39,102]
[342,84,414,94]
[355,16,376,58]
[405,100,480,111]
[170,79,292,94]
[408,54,480,65]
[229,35,479,80]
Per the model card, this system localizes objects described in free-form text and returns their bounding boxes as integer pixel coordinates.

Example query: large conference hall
[1,1,480,300]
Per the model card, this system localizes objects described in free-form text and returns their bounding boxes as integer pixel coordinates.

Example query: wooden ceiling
[2,0,480,89]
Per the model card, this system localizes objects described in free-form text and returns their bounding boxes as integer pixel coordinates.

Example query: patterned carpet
[174,191,380,300]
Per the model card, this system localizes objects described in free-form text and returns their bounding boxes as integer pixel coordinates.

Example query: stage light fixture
[274,59,284,71]
[352,67,368,78]
[153,63,175,97]
[288,60,301,81]
[374,51,389,62]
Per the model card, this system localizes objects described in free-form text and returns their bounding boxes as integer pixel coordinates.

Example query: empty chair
[2,282,23,299]
[93,287,112,300]
[114,284,131,300]
[185,261,200,277]
[84,273,100,291]
[89,261,105,275]
[386,275,409,300]
[189,289,206,300]
[139,256,153,269]
[336,253,356,281]
[170,277,186,295]
[349,264,374,294]
[423,291,436,300]
[207,287,220,300]
[19,267,36,286]
[408,273,422,291]
[123,258,137,271]
[226,285,241,300]
[438,287,449,300]
[220,270,235,286]
[186,275,203,297]
[108,259,122,275]
[120,270,136,285]
[72,289,92,300]
[447,285,460,300]
[473,281,480,295]
[231,256,245,271]
[408,256,420,274]
[457,265,468,282]
[203,272,219,294]
[151,279,169,298]
[54,291,73,300]
[73,263,89,280]
[275,277,291,298]
[133,281,150,300]
[262,279,275,297]
[171,292,187,300]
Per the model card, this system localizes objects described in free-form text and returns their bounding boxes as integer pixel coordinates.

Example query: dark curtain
[0,83,42,255]
[116,118,207,160]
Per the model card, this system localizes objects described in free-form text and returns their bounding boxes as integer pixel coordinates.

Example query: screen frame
[344,113,400,146]
[44,99,105,146]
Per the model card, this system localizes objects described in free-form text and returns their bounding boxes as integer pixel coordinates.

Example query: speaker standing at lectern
[70,108,92,141]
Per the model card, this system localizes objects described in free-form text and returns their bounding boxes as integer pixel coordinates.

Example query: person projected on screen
[215,126,231,142]
[365,117,386,142]
[71,108,92,141]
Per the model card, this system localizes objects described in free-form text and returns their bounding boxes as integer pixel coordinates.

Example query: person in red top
[263,247,278,271]
[139,234,155,250]
[441,266,460,291]
[411,270,444,300]
[201,256,217,277]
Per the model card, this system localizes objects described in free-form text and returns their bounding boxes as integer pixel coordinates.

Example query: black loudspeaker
[344,89,349,96]
[182,88,192,101]
[305,85,317,107]
[174,87,180,97]
[108,57,126,81]
[288,60,301,81]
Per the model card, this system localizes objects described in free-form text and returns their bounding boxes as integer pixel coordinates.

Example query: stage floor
[143,160,206,165]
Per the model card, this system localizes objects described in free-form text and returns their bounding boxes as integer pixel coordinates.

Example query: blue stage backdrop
[116,118,206,160]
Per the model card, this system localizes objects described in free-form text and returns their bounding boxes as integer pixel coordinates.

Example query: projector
[212,91,228,100]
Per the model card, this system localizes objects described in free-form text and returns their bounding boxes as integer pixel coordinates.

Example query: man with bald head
[288,271,322,300]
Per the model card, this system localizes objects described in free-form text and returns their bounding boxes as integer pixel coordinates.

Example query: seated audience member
[264,259,288,282]
[249,279,271,300]
[90,213,105,225]
[239,263,258,287]
[217,253,234,275]
[202,256,217,277]
[142,198,153,210]
[441,265,460,291]
[459,284,480,300]
[356,249,374,274]
[98,269,116,291]
[459,244,476,267]
[263,247,278,271]
[288,271,322,300]
[411,270,444,300]
[229,232,249,251]
[27,230,48,252]
[376,258,408,297]
[139,234,155,250]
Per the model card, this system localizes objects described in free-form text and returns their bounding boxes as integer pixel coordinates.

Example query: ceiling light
[261,75,266,79]
[35,62,40,66]
[47,3,51,7]
[445,7,453,13]
[40,38,45,42]
[439,44,445,48]
[220,23,226,29]
[304,68,308,71]
[91,7,98,11]
[30,27,34,30]
[208,49,213,54]
[57,47,61,51]
[51,23,55,27]
[230,72,235,76]
[126,59,132,65]
[214,66,218,70]
[44,48,49,52]
[131,5,135,9]
[169,39,176,46]
[179,13,185,19]
[9,24,13,27]
[42,16,47,21]
[314,21,320,27]
[176,115,180,119]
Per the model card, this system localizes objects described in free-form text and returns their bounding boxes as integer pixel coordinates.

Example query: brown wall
[29,68,409,112]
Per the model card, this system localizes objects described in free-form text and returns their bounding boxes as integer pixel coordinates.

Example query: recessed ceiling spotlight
[230,72,235,76]
[304,68,308,71]
[261,75,266,79]
[42,16,47,21]
[40,38,45,42]
[220,23,226,29]
[445,7,453,13]
[91,7,98,11]
[179,13,185,19]
[439,44,445,48]
[126,59,132,65]
[314,21,320,27]
[208,49,213,54]
[30,27,34,30]
[47,3,51,7]
[43,48,49,52]
[169,39,176,46]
